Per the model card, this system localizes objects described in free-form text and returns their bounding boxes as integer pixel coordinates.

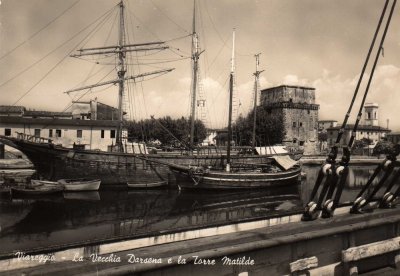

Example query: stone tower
[260,85,319,154]
[364,103,379,126]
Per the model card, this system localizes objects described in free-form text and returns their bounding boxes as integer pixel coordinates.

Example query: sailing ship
[0,0,299,186]
[170,31,301,189]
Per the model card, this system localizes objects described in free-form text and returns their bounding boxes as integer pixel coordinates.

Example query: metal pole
[116,0,126,151]
[190,0,199,150]
[226,30,235,171]
[252,53,263,150]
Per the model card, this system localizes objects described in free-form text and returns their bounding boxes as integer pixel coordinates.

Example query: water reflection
[0,164,395,256]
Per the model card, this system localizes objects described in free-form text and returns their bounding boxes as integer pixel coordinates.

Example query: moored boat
[31,179,60,188]
[58,178,101,191]
[168,31,301,190]
[127,181,167,189]
[10,185,64,197]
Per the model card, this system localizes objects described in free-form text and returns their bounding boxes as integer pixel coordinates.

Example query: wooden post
[395,221,400,269]
[289,256,318,276]
[0,143,4,159]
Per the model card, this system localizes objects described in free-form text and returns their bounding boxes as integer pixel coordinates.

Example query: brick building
[260,85,319,152]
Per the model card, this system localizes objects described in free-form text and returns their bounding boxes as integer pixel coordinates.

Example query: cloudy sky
[0,0,400,130]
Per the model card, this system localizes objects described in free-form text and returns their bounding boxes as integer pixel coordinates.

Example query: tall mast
[67,0,174,153]
[190,0,200,149]
[252,53,264,151]
[116,0,126,151]
[226,29,235,172]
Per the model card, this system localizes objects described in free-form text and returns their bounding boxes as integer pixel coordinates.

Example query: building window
[77,130,82,138]
[292,122,296,127]
[49,129,53,137]
[299,141,304,146]
[360,132,363,135]
[299,122,303,127]
[56,129,62,137]
[101,130,105,139]
[34,129,41,137]
[110,130,116,138]
[5,128,11,136]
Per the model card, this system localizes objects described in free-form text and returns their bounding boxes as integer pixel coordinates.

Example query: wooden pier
[2,206,400,275]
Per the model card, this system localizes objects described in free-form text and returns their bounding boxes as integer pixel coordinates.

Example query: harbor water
[0,164,388,257]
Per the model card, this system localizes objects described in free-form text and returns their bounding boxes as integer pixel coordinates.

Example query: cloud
[263,65,400,131]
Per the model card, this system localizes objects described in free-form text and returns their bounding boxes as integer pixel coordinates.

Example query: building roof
[261,84,316,92]
[24,110,72,117]
[327,124,390,132]
[0,116,119,127]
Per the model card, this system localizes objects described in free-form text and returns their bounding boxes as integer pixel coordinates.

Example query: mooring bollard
[0,142,4,159]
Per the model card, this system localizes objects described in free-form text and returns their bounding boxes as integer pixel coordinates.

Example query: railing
[16,132,52,144]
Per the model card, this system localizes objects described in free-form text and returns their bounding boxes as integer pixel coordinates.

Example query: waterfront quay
[1,162,400,275]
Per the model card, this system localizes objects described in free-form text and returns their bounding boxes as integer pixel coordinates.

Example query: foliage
[124,116,207,147]
[373,140,394,155]
[353,140,366,150]
[233,106,285,146]
[318,131,328,142]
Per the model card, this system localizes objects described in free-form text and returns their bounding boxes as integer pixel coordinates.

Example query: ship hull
[172,166,301,189]
[3,138,280,186]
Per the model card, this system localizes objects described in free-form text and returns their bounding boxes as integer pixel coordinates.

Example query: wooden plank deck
[2,207,400,275]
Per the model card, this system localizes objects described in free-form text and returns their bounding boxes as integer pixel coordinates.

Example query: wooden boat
[10,185,64,197]
[172,164,301,189]
[169,32,301,190]
[127,181,167,189]
[31,179,60,188]
[0,1,287,187]
[58,178,101,191]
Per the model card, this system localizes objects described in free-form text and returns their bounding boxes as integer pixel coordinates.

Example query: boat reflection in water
[0,164,385,257]
[0,184,300,256]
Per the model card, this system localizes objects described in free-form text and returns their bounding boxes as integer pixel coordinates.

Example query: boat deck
[2,207,400,275]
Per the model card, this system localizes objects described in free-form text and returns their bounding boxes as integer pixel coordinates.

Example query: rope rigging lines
[302,0,398,221]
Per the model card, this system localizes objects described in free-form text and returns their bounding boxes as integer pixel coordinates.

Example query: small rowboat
[58,178,101,191]
[11,185,64,197]
[127,181,167,189]
[31,179,60,188]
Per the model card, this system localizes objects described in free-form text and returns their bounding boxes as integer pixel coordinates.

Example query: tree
[373,141,394,155]
[233,106,285,146]
[125,117,207,147]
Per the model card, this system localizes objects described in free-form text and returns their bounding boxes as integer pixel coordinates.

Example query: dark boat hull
[10,186,63,197]
[3,138,280,186]
[172,166,302,189]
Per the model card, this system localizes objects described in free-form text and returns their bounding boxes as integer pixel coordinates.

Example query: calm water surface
[0,164,389,256]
